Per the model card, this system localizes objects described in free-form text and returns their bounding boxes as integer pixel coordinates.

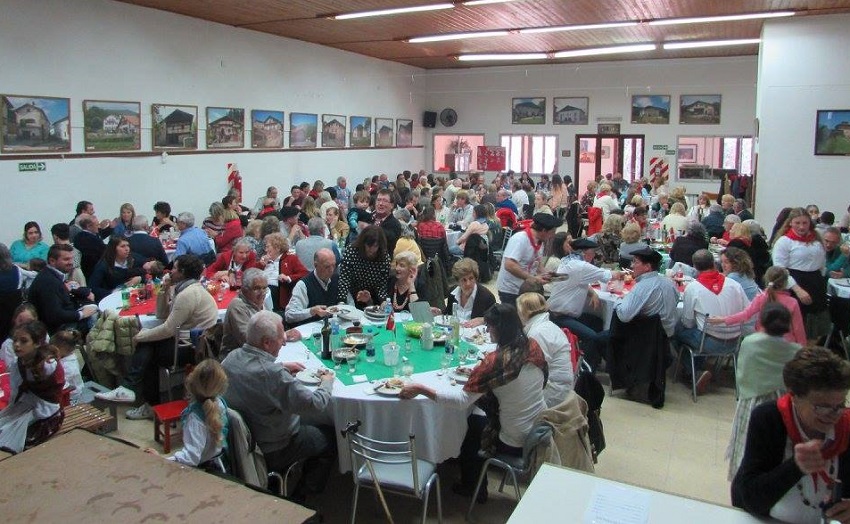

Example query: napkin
[351,374,368,384]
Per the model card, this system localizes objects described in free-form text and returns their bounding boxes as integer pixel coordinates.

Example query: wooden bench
[58,403,116,435]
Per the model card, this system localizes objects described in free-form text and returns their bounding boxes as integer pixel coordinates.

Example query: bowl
[364,305,388,321]
[402,322,423,338]
[341,333,370,348]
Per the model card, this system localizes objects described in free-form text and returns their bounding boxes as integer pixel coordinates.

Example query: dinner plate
[450,367,476,383]
[464,332,489,345]
[433,315,453,328]
[295,370,321,385]
[374,381,404,396]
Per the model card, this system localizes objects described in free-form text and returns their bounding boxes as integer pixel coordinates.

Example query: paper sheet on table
[583,484,650,524]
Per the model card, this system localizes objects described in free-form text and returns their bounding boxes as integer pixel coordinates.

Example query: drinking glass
[311,332,321,355]
[440,352,452,376]
[332,350,343,370]
[347,355,357,374]
[401,362,414,380]
[467,344,478,363]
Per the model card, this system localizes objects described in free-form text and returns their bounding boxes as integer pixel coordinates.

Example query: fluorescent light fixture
[457,53,549,61]
[333,3,453,20]
[663,38,761,50]
[463,0,517,5]
[553,43,656,58]
[408,30,511,43]
[520,21,639,34]
[648,11,794,26]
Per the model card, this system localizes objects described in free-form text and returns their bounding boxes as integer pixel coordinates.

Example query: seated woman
[110,203,135,238]
[451,204,489,256]
[337,225,391,309]
[732,346,850,523]
[720,246,761,301]
[203,239,262,288]
[386,251,428,313]
[669,222,709,269]
[597,214,624,265]
[661,202,689,237]
[204,202,243,253]
[243,219,264,257]
[260,232,308,312]
[517,292,574,407]
[687,193,712,223]
[152,201,177,234]
[531,191,552,216]
[400,304,547,502]
[10,221,49,267]
[393,210,424,264]
[90,236,158,302]
[324,206,349,244]
[618,222,645,265]
[725,303,801,481]
[730,222,772,285]
[443,258,497,328]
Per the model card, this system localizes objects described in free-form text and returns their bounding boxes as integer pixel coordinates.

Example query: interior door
[575,134,644,193]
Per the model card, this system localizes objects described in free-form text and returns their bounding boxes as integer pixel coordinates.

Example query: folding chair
[675,312,743,402]
[491,227,513,265]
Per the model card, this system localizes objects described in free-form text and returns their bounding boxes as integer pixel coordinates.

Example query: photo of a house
[83,100,141,151]
[207,107,244,149]
[815,109,850,155]
[251,110,283,148]
[512,97,545,124]
[680,95,721,124]
[322,114,346,147]
[631,95,671,124]
[396,119,413,146]
[290,113,317,148]
[553,97,589,125]
[152,104,197,150]
[349,116,372,147]
[2,95,71,152]
[375,118,393,147]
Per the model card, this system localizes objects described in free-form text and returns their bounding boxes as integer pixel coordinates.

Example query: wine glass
[332,350,343,370]
[310,332,321,355]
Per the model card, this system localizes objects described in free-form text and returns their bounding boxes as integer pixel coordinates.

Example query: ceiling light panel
[648,11,794,26]
[333,3,454,20]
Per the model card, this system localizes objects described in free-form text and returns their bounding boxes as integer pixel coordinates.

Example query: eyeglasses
[250,285,269,293]
[808,401,848,417]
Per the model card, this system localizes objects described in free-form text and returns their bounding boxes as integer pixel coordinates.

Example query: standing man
[496,213,562,305]
[373,189,402,254]
[286,248,339,327]
[333,176,351,216]
[28,244,98,334]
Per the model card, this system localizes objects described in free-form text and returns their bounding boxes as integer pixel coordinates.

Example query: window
[432,134,484,173]
[676,135,754,180]
[499,134,558,175]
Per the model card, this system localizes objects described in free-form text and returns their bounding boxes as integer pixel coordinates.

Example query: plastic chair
[341,420,442,524]
[675,312,743,402]
[491,227,513,265]
[466,423,553,521]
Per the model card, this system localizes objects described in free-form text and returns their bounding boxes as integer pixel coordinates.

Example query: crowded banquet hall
[4,1,850,522]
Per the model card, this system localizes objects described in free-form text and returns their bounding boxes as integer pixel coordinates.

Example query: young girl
[0,321,65,452]
[51,330,85,405]
[1,304,40,405]
[147,359,229,470]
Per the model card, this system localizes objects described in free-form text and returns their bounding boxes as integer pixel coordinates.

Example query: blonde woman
[592,182,619,220]
[386,251,426,312]
[619,222,645,262]
[111,203,136,238]
[516,292,574,407]
[687,193,712,223]
[661,202,689,236]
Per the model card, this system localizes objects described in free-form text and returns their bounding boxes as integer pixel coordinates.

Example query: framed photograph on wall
[678,144,697,163]
[375,118,393,147]
[631,95,671,124]
[1,94,71,153]
[289,113,317,149]
[553,97,589,125]
[251,110,284,149]
[322,114,346,148]
[83,100,140,152]
[815,109,850,156]
[349,116,372,147]
[396,119,413,146]
[679,95,721,124]
[597,123,620,135]
[152,104,197,150]
[206,107,244,149]
[512,97,546,124]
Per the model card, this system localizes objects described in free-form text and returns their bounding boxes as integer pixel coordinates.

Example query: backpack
[573,360,606,463]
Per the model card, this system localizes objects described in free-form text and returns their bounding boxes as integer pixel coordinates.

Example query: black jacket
[28,267,81,333]
[73,230,106,279]
[444,284,496,319]
[128,233,169,266]
[379,215,403,254]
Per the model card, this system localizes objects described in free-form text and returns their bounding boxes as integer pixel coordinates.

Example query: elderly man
[221,268,269,357]
[28,244,98,334]
[333,176,351,215]
[223,310,335,502]
[733,199,754,221]
[279,206,307,246]
[444,178,461,206]
[495,189,519,215]
[675,249,749,394]
[69,201,112,241]
[174,211,215,264]
[285,248,338,327]
[449,190,474,229]
[496,213,562,305]
[95,254,218,418]
[253,186,281,216]
[295,217,338,271]
[615,247,679,337]
[373,189,402,254]
[823,226,845,271]
[74,213,107,278]
[128,215,169,266]
[549,238,623,370]
[701,203,726,239]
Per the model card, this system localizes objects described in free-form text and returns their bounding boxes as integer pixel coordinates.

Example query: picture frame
[82,100,141,152]
[1,94,71,153]
[552,97,589,125]
[597,123,620,135]
[579,139,595,163]
[321,114,346,148]
[631,95,671,124]
[152,104,197,150]
[512,97,546,125]
[678,144,697,163]
[206,107,244,149]
[289,113,317,149]
[679,95,721,125]
[601,145,611,159]
[815,109,850,156]
[375,118,393,147]
[251,110,284,149]
[396,119,413,146]
[349,116,372,147]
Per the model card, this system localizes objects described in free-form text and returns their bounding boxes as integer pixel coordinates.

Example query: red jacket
[203,250,262,279]
[214,219,243,252]
[277,254,309,308]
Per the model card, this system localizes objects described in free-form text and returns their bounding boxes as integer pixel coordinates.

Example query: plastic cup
[383,343,400,367]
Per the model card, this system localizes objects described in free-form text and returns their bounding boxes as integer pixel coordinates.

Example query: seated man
[222,310,335,502]
[95,254,218,418]
[449,190,474,228]
[221,268,268,358]
[51,222,86,286]
[285,248,338,327]
[73,213,107,279]
[174,211,215,264]
[128,215,169,266]
[674,249,750,394]
[615,247,679,337]
[28,244,99,334]
[295,217,338,271]
[548,238,623,370]
[494,189,519,215]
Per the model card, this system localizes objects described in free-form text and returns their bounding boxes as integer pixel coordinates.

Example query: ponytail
[763,266,789,303]
[201,397,225,447]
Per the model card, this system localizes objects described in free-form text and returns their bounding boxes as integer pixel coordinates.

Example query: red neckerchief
[696,269,725,294]
[733,236,752,247]
[786,228,818,243]
[778,393,850,489]
[596,190,609,198]
[525,225,543,253]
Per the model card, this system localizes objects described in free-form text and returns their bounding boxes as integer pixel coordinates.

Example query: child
[0,321,65,452]
[1,303,40,403]
[51,330,85,405]
[146,359,229,470]
[346,190,373,245]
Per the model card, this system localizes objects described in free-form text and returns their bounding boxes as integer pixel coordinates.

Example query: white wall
[756,14,850,227]
[416,56,757,193]
[0,0,425,241]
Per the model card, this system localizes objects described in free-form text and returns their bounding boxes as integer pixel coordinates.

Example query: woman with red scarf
[771,207,827,341]
[732,346,850,523]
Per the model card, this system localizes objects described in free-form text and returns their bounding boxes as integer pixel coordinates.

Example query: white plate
[295,370,321,385]
[374,382,404,396]
[433,315,453,327]
[450,368,475,383]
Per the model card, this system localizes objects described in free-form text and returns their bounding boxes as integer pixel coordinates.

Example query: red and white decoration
[649,157,669,184]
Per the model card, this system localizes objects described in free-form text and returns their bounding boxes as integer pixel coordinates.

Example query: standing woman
[10,222,50,267]
[337,225,391,309]
[548,174,568,218]
[771,207,827,341]
[111,203,136,238]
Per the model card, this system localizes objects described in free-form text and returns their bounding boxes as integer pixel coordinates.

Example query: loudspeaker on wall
[423,111,437,128]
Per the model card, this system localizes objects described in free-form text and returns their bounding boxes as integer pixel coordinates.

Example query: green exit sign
[652,144,667,150]
[18,162,46,172]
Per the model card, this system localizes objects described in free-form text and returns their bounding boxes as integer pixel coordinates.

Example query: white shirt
[661,214,689,236]
[548,258,612,317]
[772,236,826,272]
[262,254,281,286]
[450,285,478,322]
[524,312,574,408]
[284,272,339,324]
[681,274,750,337]
[168,399,227,467]
[512,189,529,210]
[592,194,620,220]
[496,230,544,295]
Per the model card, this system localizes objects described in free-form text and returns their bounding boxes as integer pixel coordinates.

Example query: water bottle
[421,323,434,351]
[144,274,154,300]
[383,297,393,316]
[450,306,461,347]
[121,286,130,309]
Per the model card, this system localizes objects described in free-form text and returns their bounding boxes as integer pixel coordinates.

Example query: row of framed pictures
[0,94,415,154]
[511,95,722,126]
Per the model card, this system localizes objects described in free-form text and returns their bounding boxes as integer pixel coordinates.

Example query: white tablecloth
[829,277,850,299]
[594,285,684,330]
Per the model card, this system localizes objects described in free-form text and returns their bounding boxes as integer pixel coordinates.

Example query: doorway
[575,134,644,194]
